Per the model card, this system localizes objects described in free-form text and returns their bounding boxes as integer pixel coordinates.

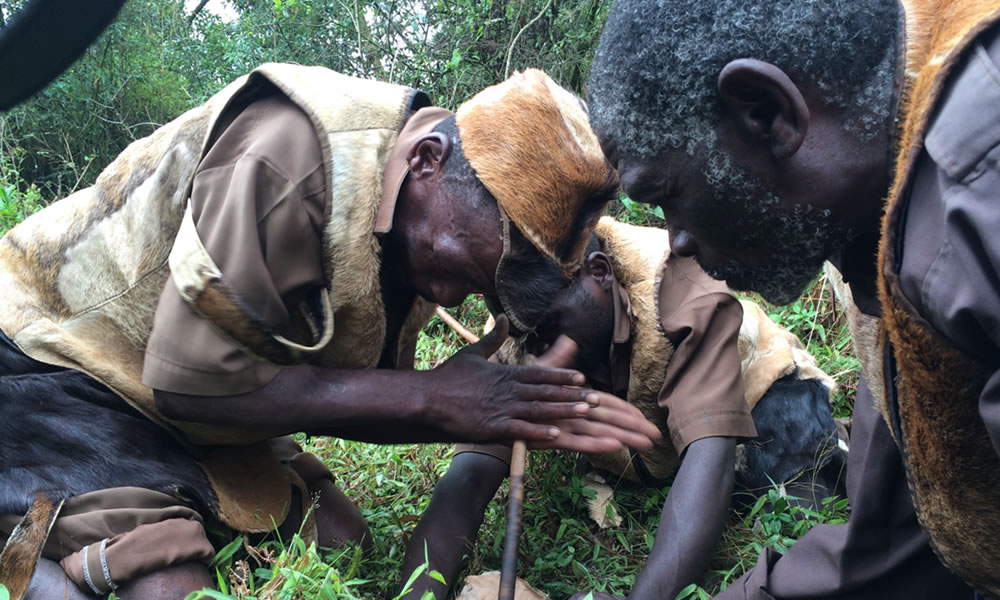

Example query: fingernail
[572,373,586,386]
[586,393,600,406]
[575,402,589,415]
[548,427,560,438]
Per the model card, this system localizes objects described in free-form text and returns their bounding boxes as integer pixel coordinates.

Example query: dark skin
[400,253,736,600]
[604,59,891,311]
[25,558,212,600]
[28,133,662,598]
[573,63,896,600]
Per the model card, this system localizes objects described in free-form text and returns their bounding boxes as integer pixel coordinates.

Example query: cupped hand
[526,388,662,454]
[427,315,661,452]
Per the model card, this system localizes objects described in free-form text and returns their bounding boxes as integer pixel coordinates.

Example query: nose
[670,229,699,257]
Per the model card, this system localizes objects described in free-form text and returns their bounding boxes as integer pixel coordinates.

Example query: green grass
[0,171,856,599]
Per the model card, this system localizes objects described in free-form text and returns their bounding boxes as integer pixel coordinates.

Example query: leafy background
[0,1,858,598]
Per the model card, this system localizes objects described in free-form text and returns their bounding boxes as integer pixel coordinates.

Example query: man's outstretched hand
[425,315,661,453]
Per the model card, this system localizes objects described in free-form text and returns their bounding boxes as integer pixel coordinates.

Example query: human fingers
[541,417,657,452]
[489,418,565,443]
[526,428,624,454]
[508,383,607,411]
[506,388,597,422]
[511,364,587,388]
[533,334,578,370]
[583,391,663,443]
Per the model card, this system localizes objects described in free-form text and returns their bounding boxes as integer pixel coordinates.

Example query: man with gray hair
[588,0,1000,598]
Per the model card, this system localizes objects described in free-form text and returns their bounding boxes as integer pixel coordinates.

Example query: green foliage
[415,295,491,369]
[675,583,711,600]
[2,0,613,200]
[612,191,666,227]
[183,533,378,600]
[0,146,43,235]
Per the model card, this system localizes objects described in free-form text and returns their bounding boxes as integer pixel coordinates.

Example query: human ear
[406,132,451,180]
[717,59,809,160]
[585,252,614,290]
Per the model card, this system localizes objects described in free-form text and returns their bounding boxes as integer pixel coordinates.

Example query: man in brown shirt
[1,67,661,600]
[400,220,845,599]
[586,0,999,597]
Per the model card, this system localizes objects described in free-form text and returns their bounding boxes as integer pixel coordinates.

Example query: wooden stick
[432,308,528,599]
[435,306,480,345]
[499,440,528,600]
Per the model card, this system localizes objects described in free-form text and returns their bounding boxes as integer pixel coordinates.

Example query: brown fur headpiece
[456,69,618,274]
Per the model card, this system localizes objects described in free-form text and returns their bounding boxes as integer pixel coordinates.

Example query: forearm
[155,364,445,443]
[153,324,663,452]
[629,437,736,600]
[400,453,508,599]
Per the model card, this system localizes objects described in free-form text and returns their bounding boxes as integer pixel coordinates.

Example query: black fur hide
[739,374,847,501]
[0,367,216,517]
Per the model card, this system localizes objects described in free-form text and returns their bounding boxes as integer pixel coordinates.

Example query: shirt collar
[375,106,455,234]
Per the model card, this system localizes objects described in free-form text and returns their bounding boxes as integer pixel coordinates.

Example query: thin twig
[434,306,479,345]
[504,0,554,78]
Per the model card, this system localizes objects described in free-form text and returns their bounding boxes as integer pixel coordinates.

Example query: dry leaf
[458,571,547,600]
[584,473,621,528]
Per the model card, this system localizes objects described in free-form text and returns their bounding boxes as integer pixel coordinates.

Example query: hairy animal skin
[0,368,216,517]
[739,373,847,499]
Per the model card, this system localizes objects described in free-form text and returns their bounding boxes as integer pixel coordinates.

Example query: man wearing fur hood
[402,218,846,600]
[588,0,1000,598]
[0,66,661,599]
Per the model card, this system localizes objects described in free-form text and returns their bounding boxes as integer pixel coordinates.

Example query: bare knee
[25,558,89,600]
[112,561,213,600]
[309,478,373,553]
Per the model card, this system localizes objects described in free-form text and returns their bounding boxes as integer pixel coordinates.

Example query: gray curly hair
[588,0,900,160]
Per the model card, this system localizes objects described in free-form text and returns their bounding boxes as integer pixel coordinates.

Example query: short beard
[697,151,851,305]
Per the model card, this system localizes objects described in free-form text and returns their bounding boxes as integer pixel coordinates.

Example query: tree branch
[504,0,554,78]
[187,0,210,26]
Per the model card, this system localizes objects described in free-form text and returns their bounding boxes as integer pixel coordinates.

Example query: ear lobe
[717,59,809,160]
[406,132,452,180]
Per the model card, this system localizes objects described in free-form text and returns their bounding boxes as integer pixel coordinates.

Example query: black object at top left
[0,0,127,110]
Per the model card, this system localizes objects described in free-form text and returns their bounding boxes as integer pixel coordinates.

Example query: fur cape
[873,1,1000,595]
[0,65,435,546]
[566,218,833,482]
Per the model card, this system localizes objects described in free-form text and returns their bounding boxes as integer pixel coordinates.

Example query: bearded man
[587,0,1000,598]
[0,66,661,600]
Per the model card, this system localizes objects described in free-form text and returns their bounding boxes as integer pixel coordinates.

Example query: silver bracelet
[80,544,102,595]
[98,538,118,591]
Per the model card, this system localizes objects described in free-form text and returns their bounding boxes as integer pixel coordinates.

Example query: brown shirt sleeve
[142,86,327,396]
[657,255,757,454]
